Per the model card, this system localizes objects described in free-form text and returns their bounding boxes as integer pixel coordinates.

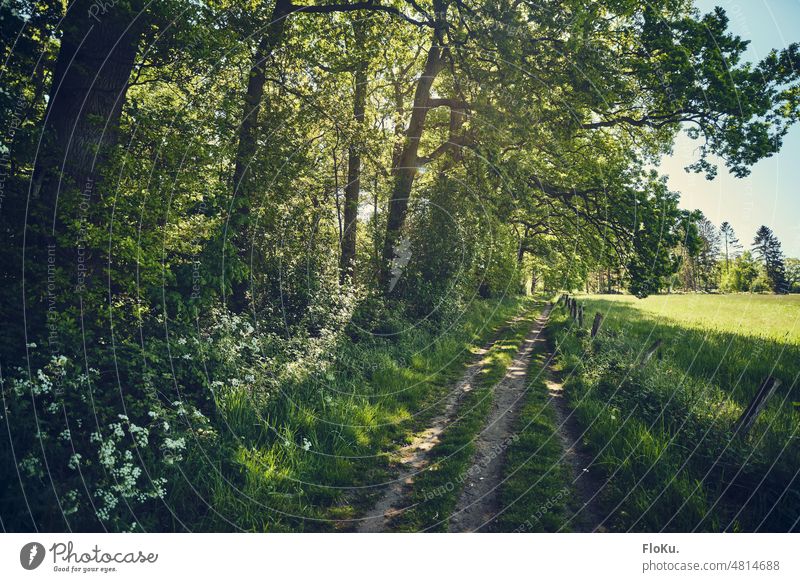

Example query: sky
[658,0,800,257]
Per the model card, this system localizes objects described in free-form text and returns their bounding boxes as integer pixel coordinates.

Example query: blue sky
[658,0,800,257]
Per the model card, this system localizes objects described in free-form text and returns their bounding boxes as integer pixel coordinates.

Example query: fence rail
[558,292,783,438]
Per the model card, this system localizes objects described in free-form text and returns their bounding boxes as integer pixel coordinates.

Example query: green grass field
[583,293,800,343]
[552,293,800,532]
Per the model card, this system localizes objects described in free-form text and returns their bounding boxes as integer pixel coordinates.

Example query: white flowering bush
[0,354,215,531]
[178,280,361,405]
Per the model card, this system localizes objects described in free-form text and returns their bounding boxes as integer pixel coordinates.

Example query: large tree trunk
[24,0,145,336]
[32,0,144,218]
[379,42,445,290]
[516,226,530,266]
[340,53,368,283]
[231,0,292,206]
[228,0,292,309]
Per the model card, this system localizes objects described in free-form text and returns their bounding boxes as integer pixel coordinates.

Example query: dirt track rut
[448,305,552,532]
[356,314,527,533]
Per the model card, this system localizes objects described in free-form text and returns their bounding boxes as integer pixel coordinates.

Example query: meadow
[583,294,800,343]
[551,293,800,532]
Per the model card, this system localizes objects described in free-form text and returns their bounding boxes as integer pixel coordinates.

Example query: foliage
[552,295,800,531]
[1,0,799,532]
[719,221,743,274]
[0,352,214,532]
[786,258,800,293]
[720,251,760,293]
[752,225,788,293]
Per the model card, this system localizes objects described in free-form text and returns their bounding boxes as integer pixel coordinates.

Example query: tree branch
[418,134,472,164]
[426,97,468,110]
[288,1,431,27]
[580,111,693,130]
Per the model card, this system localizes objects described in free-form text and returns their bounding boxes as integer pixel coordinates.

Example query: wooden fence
[557,293,780,438]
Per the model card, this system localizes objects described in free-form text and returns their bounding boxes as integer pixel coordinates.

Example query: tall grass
[552,295,800,532]
[172,297,532,531]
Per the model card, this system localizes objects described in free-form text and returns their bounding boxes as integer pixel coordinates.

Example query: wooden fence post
[733,377,782,437]
[591,313,603,338]
[639,339,662,367]
[578,305,584,327]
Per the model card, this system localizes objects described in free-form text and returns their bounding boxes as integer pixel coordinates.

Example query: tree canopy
[1,0,798,531]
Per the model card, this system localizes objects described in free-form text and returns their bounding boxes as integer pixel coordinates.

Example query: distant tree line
[578,216,796,295]
[2,0,799,531]
[675,219,793,294]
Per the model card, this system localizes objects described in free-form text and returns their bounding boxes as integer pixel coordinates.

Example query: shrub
[0,353,215,531]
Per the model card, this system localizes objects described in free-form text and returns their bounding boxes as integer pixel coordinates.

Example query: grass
[493,345,573,532]
[391,303,544,532]
[575,294,800,424]
[174,296,534,531]
[171,292,800,532]
[551,293,800,532]
[583,293,800,343]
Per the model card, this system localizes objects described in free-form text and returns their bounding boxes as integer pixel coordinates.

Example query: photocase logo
[388,237,412,292]
[20,542,46,570]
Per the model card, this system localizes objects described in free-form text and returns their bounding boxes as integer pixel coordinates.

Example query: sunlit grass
[186,296,534,531]
[393,305,544,532]
[581,293,800,344]
[552,294,800,532]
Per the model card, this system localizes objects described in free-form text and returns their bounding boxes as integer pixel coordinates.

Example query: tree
[721,251,759,292]
[25,0,148,311]
[752,225,788,293]
[340,19,372,283]
[696,217,721,291]
[674,210,703,292]
[11,0,205,340]
[719,221,742,273]
[31,0,147,204]
[228,0,293,307]
[379,1,800,297]
[227,0,429,306]
[785,258,800,293]
[380,0,465,291]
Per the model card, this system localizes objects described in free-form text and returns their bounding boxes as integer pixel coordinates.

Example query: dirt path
[544,369,607,532]
[356,313,528,533]
[448,305,553,532]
